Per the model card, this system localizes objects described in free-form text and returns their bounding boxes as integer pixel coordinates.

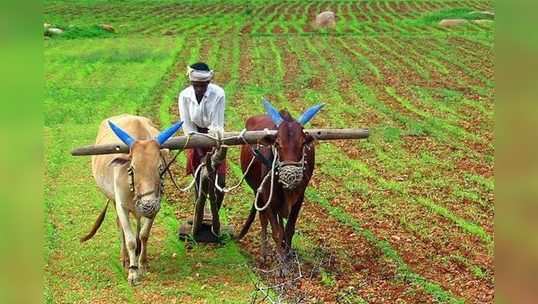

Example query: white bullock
[81,114,182,285]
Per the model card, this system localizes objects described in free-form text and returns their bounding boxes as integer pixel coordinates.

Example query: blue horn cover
[156,121,184,145]
[263,98,283,126]
[297,103,325,126]
[108,120,135,147]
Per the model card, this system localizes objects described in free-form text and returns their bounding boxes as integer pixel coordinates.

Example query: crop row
[44,0,493,37]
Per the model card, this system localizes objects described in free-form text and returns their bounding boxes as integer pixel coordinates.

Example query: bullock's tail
[80,199,110,243]
[235,203,257,240]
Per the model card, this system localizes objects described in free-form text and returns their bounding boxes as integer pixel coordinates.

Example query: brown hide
[238,112,315,256]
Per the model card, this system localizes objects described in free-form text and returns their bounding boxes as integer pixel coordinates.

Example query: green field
[44,1,494,303]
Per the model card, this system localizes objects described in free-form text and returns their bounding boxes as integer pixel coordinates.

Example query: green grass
[421,8,494,24]
[49,25,115,39]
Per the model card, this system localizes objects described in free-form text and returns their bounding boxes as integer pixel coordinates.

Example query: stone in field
[315,11,336,28]
[46,27,64,36]
[438,19,468,27]
[99,24,115,32]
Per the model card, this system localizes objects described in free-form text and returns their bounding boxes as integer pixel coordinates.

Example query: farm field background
[44,0,494,303]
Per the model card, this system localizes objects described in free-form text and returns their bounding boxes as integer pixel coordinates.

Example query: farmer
[178,62,227,179]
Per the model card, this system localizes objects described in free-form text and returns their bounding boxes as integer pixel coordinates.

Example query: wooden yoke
[71,128,370,156]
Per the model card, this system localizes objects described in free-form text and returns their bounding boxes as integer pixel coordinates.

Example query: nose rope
[129,166,165,198]
[163,129,267,195]
[127,156,167,218]
[135,189,156,199]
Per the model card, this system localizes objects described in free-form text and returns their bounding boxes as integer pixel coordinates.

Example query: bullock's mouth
[277,164,304,190]
[276,146,307,190]
[135,198,161,218]
[129,170,165,218]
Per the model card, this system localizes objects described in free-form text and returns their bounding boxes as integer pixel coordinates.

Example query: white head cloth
[187,66,214,82]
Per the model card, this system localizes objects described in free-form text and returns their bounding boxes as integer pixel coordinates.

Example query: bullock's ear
[297,103,325,126]
[108,121,135,147]
[156,121,183,145]
[263,98,283,126]
[108,156,130,167]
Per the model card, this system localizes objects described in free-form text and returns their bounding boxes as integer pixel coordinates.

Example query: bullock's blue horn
[297,103,325,126]
[156,121,183,145]
[108,121,135,147]
[263,98,283,126]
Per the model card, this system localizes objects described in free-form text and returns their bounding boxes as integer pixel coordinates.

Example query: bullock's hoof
[138,263,148,276]
[260,248,267,262]
[128,268,141,286]
[277,262,291,278]
[261,252,269,265]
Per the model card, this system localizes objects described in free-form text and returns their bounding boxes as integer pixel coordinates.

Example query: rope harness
[160,129,310,213]
[254,146,278,211]
[253,144,309,211]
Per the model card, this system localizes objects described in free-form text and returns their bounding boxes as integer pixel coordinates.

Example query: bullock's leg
[114,195,140,285]
[117,216,128,269]
[259,212,269,264]
[266,209,285,258]
[135,218,142,257]
[267,211,289,276]
[138,216,154,274]
[284,195,304,251]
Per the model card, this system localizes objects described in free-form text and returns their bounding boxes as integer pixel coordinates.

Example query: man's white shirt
[178,83,225,135]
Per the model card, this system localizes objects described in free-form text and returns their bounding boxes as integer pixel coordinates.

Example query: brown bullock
[236,100,323,262]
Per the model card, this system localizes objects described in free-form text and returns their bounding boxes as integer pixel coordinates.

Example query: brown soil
[332,35,494,224]
[303,2,321,32]
[233,200,438,303]
[280,35,495,303]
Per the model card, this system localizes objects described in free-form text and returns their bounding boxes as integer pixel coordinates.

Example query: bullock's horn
[297,103,325,126]
[263,98,283,126]
[108,121,135,147]
[156,121,183,145]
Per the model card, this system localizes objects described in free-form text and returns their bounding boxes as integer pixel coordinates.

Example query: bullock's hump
[245,115,277,131]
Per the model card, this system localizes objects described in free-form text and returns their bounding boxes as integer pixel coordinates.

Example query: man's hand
[208,127,224,140]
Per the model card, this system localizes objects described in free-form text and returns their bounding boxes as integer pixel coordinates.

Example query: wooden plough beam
[71,128,369,156]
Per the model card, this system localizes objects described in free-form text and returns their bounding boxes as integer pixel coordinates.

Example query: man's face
[191,81,210,97]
